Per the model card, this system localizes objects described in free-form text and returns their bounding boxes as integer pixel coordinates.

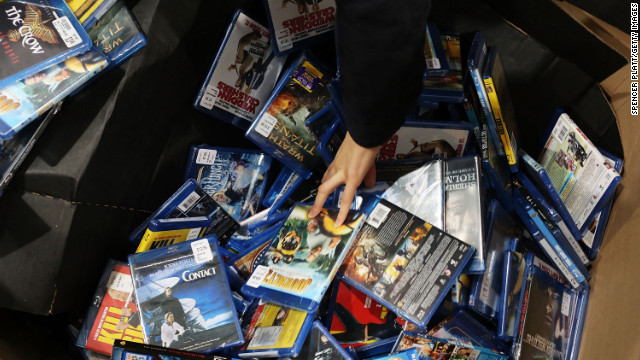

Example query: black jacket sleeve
[336,0,430,148]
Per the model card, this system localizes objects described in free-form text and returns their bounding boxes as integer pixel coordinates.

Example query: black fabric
[336,0,430,148]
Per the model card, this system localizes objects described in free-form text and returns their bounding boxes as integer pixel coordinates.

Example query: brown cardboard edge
[577,12,638,360]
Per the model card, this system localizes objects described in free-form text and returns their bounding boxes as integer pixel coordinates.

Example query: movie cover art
[77,260,144,356]
[538,112,621,230]
[239,300,313,357]
[0,50,107,139]
[377,123,471,162]
[197,10,285,126]
[128,236,243,353]
[341,199,473,327]
[266,0,336,54]
[87,0,146,62]
[243,204,364,311]
[185,146,271,221]
[328,280,401,347]
[515,265,574,360]
[394,334,508,360]
[248,54,332,175]
[111,340,235,360]
[0,0,91,88]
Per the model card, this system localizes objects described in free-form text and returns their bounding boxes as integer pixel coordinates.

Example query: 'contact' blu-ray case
[128,235,244,353]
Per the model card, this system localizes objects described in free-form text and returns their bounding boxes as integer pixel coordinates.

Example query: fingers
[308,171,345,218]
[336,183,357,227]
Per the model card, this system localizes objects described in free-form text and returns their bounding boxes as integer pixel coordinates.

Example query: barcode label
[191,239,213,264]
[367,203,391,228]
[177,191,201,213]
[196,149,217,165]
[425,57,441,70]
[277,28,292,51]
[200,86,219,110]
[254,113,278,137]
[553,122,569,142]
[52,16,82,48]
[186,227,202,240]
[561,292,571,316]
[107,271,133,294]
[246,265,270,288]
[248,326,283,348]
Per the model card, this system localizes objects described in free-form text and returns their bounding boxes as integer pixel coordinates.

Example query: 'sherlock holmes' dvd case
[128,235,244,353]
[245,51,333,178]
[444,155,485,274]
[242,204,365,312]
[195,9,286,129]
[264,0,336,56]
[0,0,92,89]
[184,145,272,221]
[341,198,475,328]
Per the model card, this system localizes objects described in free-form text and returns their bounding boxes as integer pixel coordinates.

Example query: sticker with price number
[191,239,213,264]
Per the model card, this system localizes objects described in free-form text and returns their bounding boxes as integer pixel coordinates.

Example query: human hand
[308,132,379,227]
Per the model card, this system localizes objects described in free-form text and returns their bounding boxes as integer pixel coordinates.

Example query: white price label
[246,265,270,288]
[254,113,278,137]
[186,227,202,240]
[52,16,82,48]
[561,292,571,316]
[196,149,217,165]
[200,85,219,110]
[107,271,133,294]
[277,28,293,51]
[191,239,213,264]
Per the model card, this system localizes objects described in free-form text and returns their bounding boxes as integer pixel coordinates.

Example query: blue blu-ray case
[194,9,286,130]
[227,231,274,280]
[184,145,272,221]
[536,110,622,235]
[0,0,93,89]
[0,101,59,196]
[279,320,354,360]
[263,0,336,56]
[420,31,464,104]
[519,150,583,241]
[423,22,450,78]
[482,47,519,173]
[581,148,622,260]
[376,119,475,163]
[354,336,398,359]
[466,32,504,158]
[392,332,509,360]
[566,284,589,360]
[86,0,147,66]
[110,340,237,360]
[468,199,518,323]
[0,49,108,140]
[245,51,334,178]
[371,348,419,360]
[511,256,578,360]
[238,300,316,358]
[242,204,365,312]
[128,235,244,353]
[516,172,590,268]
[426,308,509,354]
[128,179,239,246]
[78,0,117,29]
[497,250,531,341]
[512,188,587,289]
[340,198,475,329]
[262,165,305,213]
